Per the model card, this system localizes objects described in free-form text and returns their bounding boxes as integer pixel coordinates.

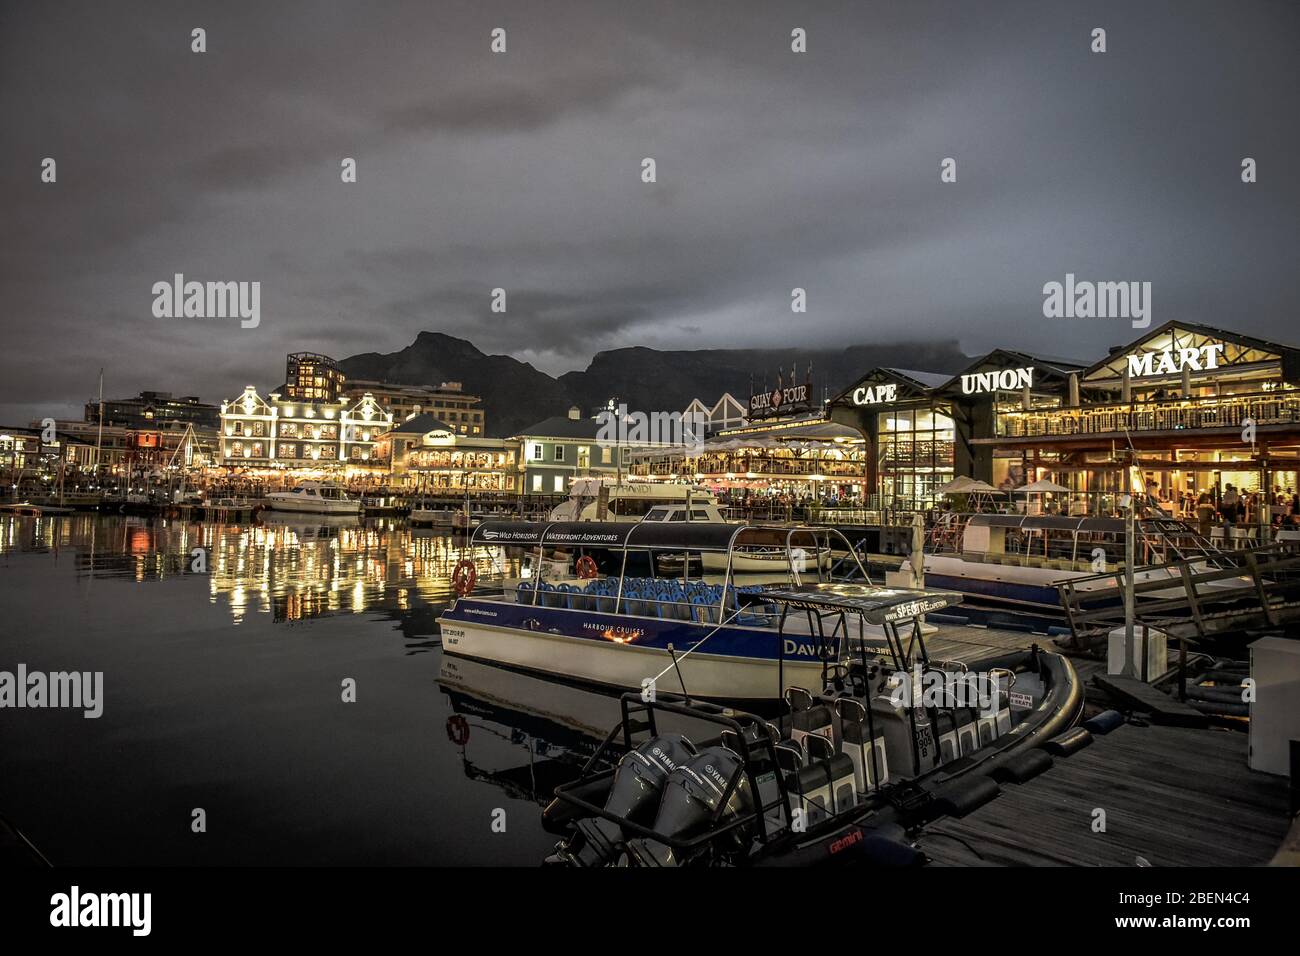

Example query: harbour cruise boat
[438,520,964,703]
[545,478,828,574]
[546,478,726,522]
[264,481,362,516]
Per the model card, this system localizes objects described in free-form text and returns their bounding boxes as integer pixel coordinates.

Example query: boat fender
[1187,699,1249,718]
[1043,726,1092,757]
[925,613,967,626]
[1082,709,1125,735]
[931,775,1001,818]
[991,748,1054,785]
[857,833,927,867]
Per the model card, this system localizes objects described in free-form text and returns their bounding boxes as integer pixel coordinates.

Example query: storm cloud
[1,0,1296,423]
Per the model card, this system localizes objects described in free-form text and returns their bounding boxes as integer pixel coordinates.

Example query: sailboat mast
[95,368,104,481]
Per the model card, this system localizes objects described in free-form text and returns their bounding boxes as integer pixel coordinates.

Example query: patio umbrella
[936,475,979,495]
[1015,479,1071,493]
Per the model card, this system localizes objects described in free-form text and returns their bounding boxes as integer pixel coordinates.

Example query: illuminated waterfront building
[217,352,394,476]
[826,322,1300,514]
[379,414,516,494]
[514,406,630,495]
[284,352,344,403]
[85,390,221,432]
[218,386,393,475]
[342,380,485,436]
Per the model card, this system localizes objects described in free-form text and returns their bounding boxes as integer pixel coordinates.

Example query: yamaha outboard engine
[625,745,756,866]
[557,734,697,866]
[605,734,698,820]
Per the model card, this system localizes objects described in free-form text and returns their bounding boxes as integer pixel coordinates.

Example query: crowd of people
[1183,485,1300,535]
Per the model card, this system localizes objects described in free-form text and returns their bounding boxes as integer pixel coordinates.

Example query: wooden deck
[918,721,1291,866]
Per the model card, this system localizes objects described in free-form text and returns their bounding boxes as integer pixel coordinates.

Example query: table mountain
[340,332,971,437]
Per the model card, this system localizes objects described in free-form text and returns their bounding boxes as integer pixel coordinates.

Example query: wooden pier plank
[919,723,1290,867]
[1093,674,1209,726]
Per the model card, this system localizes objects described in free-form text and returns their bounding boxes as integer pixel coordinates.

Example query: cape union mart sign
[1126,343,1225,378]
[960,366,1034,396]
[851,383,898,406]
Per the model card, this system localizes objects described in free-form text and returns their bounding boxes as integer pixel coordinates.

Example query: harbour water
[0,512,599,866]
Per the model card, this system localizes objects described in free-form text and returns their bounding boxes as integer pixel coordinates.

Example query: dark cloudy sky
[2,0,1297,424]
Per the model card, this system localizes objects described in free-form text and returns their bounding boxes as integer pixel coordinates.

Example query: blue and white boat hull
[437,598,838,704]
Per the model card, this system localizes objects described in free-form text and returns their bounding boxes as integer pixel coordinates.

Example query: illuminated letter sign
[960,367,1034,395]
[852,383,898,406]
[1126,343,1225,378]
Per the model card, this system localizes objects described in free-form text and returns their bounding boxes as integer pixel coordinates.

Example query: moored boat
[897,513,1255,627]
[539,603,1084,866]
[437,520,962,704]
[410,504,458,527]
[547,478,727,523]
[264,481,361,515]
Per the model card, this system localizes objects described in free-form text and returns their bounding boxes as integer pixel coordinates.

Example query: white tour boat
[264,481,362,516]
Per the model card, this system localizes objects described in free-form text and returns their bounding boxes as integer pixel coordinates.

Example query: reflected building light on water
[0,513,517,627]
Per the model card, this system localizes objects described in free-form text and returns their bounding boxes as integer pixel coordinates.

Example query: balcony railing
[999,392,1300,439]
[630,454,865,479]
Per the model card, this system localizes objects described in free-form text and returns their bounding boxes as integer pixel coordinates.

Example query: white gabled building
[218,386,394,474]
[708,393,748,432]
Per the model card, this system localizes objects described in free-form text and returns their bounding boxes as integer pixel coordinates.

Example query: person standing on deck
[1195,493,1215,537]
[1221,484,1240,529]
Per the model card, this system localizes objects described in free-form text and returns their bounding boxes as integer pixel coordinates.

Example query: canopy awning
[472,520,835,552]
[743,583,964,624]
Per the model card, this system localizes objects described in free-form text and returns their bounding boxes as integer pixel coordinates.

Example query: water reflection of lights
[1,513,516,626]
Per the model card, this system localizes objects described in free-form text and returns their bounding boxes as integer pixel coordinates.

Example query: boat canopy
[965,514,1133,533]
[741,582,964,624]
[471,520,833,552]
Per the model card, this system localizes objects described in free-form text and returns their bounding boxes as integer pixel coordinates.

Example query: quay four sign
[750,381,811,417]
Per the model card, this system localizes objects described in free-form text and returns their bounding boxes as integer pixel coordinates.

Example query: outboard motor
[560,734,697,867]
[605,734,698,820]
[626,746,755,866]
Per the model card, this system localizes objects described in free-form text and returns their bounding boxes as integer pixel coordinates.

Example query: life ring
[452,559,477,596]
[447,715,470,746]
[575,555,599,579]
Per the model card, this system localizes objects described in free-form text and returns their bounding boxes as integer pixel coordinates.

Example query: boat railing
[954,548,1109,575]
[515,578,779,626]
[805,506,884,527]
